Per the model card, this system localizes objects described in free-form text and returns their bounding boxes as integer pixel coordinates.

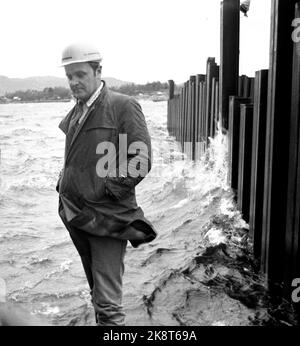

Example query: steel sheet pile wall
[167,0,300,308]
[227,0,300,306]
[167,59,219,161]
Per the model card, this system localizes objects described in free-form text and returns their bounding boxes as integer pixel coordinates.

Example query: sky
[0,0,271,84]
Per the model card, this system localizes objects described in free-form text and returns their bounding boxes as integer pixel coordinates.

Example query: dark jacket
[57,83,157,247]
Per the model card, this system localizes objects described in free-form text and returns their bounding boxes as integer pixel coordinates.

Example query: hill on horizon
[0,75,130,96]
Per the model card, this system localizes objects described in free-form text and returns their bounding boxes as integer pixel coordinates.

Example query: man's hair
[88,61,101,74]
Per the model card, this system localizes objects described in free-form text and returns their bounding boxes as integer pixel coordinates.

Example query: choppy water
[0,99,297,326]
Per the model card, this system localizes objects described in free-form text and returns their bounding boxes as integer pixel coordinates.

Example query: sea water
[0,99,292,326]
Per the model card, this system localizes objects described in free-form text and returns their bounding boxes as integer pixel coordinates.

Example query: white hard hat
[61,42,102,66]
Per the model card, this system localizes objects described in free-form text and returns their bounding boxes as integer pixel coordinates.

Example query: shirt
[77,81,104,124]
[66,81,104,147]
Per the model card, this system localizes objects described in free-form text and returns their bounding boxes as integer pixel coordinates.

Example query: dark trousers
[68,227,127,326]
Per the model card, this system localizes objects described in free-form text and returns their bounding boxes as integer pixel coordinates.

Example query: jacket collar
[85,81,104,108]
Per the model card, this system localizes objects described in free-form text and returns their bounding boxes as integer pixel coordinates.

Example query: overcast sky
[0,0,271,84]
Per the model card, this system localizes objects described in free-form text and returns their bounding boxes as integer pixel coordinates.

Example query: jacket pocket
[69,206,96,229]
[104,176,135,200]
[84,125,117,143]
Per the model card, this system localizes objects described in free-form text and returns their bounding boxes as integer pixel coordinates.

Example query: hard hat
[61,42,102,66]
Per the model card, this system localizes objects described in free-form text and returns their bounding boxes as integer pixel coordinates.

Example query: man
[56,43,157,326]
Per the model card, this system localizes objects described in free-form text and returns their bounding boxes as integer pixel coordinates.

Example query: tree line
[3,81,168,102]
[110,81,169,96]
[4,87,71,101]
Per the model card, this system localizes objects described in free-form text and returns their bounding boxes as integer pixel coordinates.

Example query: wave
[6,183,54,194]
[34,303,60,315]
[44,260,73,279]
[141,247,178,267]
[1,173,58,195]
[0,135,11,140]
[42,240,71,253]
[28,256,52,266]
[0,233,41,244]
[11,128,46,137]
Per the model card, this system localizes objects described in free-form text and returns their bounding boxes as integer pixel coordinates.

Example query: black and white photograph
[0,0,300,337]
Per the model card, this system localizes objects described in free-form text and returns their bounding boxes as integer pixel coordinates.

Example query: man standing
[56,43,157,326]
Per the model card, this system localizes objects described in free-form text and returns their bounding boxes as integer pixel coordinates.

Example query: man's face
[65,62,101,102]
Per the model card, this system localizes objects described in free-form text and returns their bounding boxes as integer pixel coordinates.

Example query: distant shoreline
[0,98,72,105]
[0,95,168,105]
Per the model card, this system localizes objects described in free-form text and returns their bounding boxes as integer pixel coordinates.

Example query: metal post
[237,104,254,223]
[249,70,269,259]
[261,0,297,291]
[219,0,240,131]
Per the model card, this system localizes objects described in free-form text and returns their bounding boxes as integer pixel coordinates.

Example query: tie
[66,102,84,149]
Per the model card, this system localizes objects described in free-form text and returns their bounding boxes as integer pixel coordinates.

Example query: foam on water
[33,303,60,315]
